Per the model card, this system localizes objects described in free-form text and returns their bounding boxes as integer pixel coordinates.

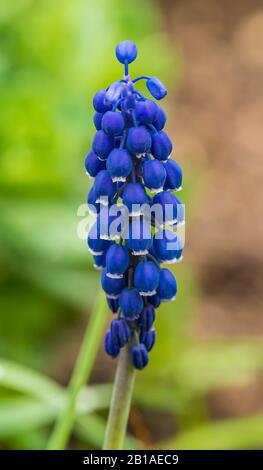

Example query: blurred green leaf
[0,358,63,406]
[176,340,263,392]
[160,413,263,450]
[0,398,56,438]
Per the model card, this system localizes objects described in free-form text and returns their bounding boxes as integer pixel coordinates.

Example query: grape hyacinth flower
[85,40,184,372]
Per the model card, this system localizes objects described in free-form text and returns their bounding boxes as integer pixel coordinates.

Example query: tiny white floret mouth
[93,264,103,270]
[86,171,93,179]
[136,153,145,159]
[106,294,120,300]
[160,218,177,227]
[139,289,157,296]
[97,155,106,162]
[112,176,126,183]
[149,187,163,194]
[129,209,143,217]
[95,197,109,206]
[161,255,183,265]
[160,295,176,302]
[100,234,110,240]
[132,249,149,256]
[177,220,185,227]
[106,272,124,279]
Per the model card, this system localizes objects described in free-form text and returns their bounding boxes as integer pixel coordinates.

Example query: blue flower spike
[85,41,184,369]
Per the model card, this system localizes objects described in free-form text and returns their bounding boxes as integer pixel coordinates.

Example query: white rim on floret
[106,294,120,300]
[88,247,104,256]
[160,218,177,227]
[162,155,171,164]
[161,255,183,265]
[106,272,124,279]
[177,220,185,227]
[129,209,144,217]
[168,186,182,193]
[93,264,104,270]
[136,153,145,159]
[100,234,111,240]
[160,295,176,302]
[139,289,157,296]
[112,176,127,183]
[97,155,106,162]
[149,187,163,194]
[95,197,109,205]
[86,171,93,179]
[107,234,121,241]
[101,234,121,241]
[132,249,149,256]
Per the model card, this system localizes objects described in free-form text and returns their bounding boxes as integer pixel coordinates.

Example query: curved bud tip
[116,40,138,65]
[147,77,167,100]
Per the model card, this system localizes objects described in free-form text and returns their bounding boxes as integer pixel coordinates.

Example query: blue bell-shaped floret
[104,330,120,358]
[122,183,148,215]
[107,296,119,314]
[146,77,167,100]
[92,130,114,161]
[140,328,156,352]
[93,170,117,205]
[105,81,123,106]
[126,126,152,156]
[151,131,172,161]
[85,149,106,178]
[102,111,125,136]
[148,243,162,263]
[97,205,124,240]
[106,243,129,278]
[124,218,152,255]
[101,268,126,299]
[131,344,149,369]
[87,222,111,255]
[147,293,161,309]
[87,186,100,215]
[93,252,106,270]
[116,40,138,64]
[134,260,160,296]
[157,268,177,302]
[93,90,112,113]
[152,191,182,226]
[93,112,104,130]
[106,148,132,182]
[152,106,166,131]
[110,318,131,348]
[135,99,158,125]
[164,160,183,191]
[142,159,166,193]
[153,229,183,263]
[119,287,144,320]
[136,304,156,331]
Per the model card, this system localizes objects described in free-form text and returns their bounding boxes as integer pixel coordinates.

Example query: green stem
[103,344,136,450]
[47,291,107,450]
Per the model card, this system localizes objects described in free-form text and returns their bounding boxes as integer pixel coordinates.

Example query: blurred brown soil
[162,0,263,417]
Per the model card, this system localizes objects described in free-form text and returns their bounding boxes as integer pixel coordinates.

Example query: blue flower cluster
[85,40,184,370]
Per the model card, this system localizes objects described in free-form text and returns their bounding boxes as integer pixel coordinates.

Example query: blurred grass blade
[47,291,108,449]
[160,413,263,450]
[0,398,57,438]
[0,358,63,406]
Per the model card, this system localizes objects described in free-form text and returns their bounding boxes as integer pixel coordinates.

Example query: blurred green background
[0,0,263,450]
